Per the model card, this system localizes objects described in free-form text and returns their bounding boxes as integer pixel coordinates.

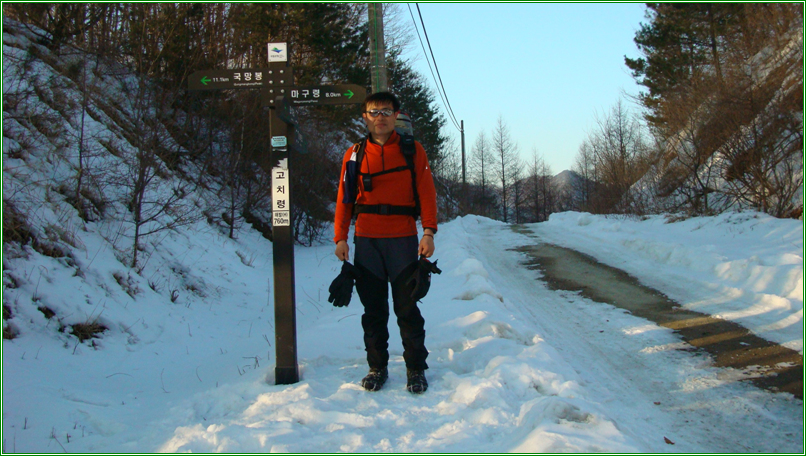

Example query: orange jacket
[334,131,438,243]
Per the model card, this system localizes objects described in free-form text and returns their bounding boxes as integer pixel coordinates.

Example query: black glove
[328,261,362,307]
[407,255,442,302]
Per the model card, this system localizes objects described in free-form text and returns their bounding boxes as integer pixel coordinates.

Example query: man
[333,92,438,394]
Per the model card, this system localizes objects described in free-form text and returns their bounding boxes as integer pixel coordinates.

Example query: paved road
[465,221,803,453]
[511,228,803,400]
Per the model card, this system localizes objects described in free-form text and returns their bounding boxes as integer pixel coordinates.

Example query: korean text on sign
[272,168,291,226]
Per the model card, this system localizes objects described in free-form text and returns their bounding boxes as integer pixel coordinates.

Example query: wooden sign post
[190,42,366,385]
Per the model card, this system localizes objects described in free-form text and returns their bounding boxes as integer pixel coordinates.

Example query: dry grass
[113,272,141,297]
[33,241,68,260]
[3,325,18,340]
[38,306,56,320]
[2,200,34,245]
[2,200,77,261]
[71,321,107,343]
[3,305,17,340]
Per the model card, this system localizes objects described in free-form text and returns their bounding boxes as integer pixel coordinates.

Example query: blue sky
[401,2,649,173]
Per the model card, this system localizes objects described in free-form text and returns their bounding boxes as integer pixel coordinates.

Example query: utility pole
[461,120,466,214]
[368,3,388,93]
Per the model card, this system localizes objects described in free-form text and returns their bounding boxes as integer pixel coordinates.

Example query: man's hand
[418,231,435,258]
[335,240,350,261]
[328,261,361,307]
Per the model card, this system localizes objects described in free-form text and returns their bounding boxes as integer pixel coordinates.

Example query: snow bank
[537,212,803,352]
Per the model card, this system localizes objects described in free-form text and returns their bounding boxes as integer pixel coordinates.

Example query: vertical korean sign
[272,166,290,227]
[267,43,298,385]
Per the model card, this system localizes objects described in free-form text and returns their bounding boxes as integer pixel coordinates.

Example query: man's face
[362,101,398,138]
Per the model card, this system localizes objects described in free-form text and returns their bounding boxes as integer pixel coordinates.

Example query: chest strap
[354,204,418,216]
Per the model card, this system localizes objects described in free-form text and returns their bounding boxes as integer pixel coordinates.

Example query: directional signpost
[190,42,365,385]
[263,84,366,106]
[188,68,294,91]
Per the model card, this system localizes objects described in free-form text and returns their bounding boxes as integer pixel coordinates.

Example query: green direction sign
[188,68,293,91]
[272,84,367,106]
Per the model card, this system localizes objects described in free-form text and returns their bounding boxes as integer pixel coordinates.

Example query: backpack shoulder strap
[349,139,367,218]
[406,153,420,218]
[355,139,367,165]
[354,138,367,179]
[399,134,420,218]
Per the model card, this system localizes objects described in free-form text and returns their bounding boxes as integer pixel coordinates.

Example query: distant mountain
[550,169,595,213]
[552,169,582,189]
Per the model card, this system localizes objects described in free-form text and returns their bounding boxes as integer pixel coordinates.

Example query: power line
[407,4,454,126]
[407,3,461,131]
[416,4,460,128]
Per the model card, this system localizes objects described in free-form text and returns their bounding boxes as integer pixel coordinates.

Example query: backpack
[349,128,420,219]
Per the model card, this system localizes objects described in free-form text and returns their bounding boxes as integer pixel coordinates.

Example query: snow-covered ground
[2,15,803,454]
[2,212,803,453]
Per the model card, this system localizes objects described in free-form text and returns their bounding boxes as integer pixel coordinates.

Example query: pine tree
[624,3,743,130]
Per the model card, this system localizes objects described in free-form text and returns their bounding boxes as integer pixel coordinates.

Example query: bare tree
[222,104,249,239]
[511,168,525,224]
[655,98,724,216]
[491,116,521,222]
[112,12,202,268]
[528,149,556,222]
[720,91,803,217]
[526,149,543,222]
[432,136,463,221]
[542,160,556,221]
[573,140,598,212]
[58,46,114,223]
[716,4,803,217]
[586,99,650,213]
[383,3,417,60]
[118,79,201,269]
[289,119,342,247]
[468,131,495,218]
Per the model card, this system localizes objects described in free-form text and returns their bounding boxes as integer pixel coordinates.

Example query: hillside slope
[630,24,803,218]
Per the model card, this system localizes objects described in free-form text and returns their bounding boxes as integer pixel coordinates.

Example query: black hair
[361,91,400,112]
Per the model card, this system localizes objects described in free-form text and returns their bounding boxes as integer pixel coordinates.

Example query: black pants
[354,236,428,371]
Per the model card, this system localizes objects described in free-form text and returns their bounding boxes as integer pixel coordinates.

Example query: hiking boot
[361,367,388,391]
[406,369,428,394]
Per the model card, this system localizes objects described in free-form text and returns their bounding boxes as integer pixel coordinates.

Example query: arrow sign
[188,68,294,91]
[266,84,367,106]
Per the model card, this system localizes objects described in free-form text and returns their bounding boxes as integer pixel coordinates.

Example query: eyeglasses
[365,109,395,118]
